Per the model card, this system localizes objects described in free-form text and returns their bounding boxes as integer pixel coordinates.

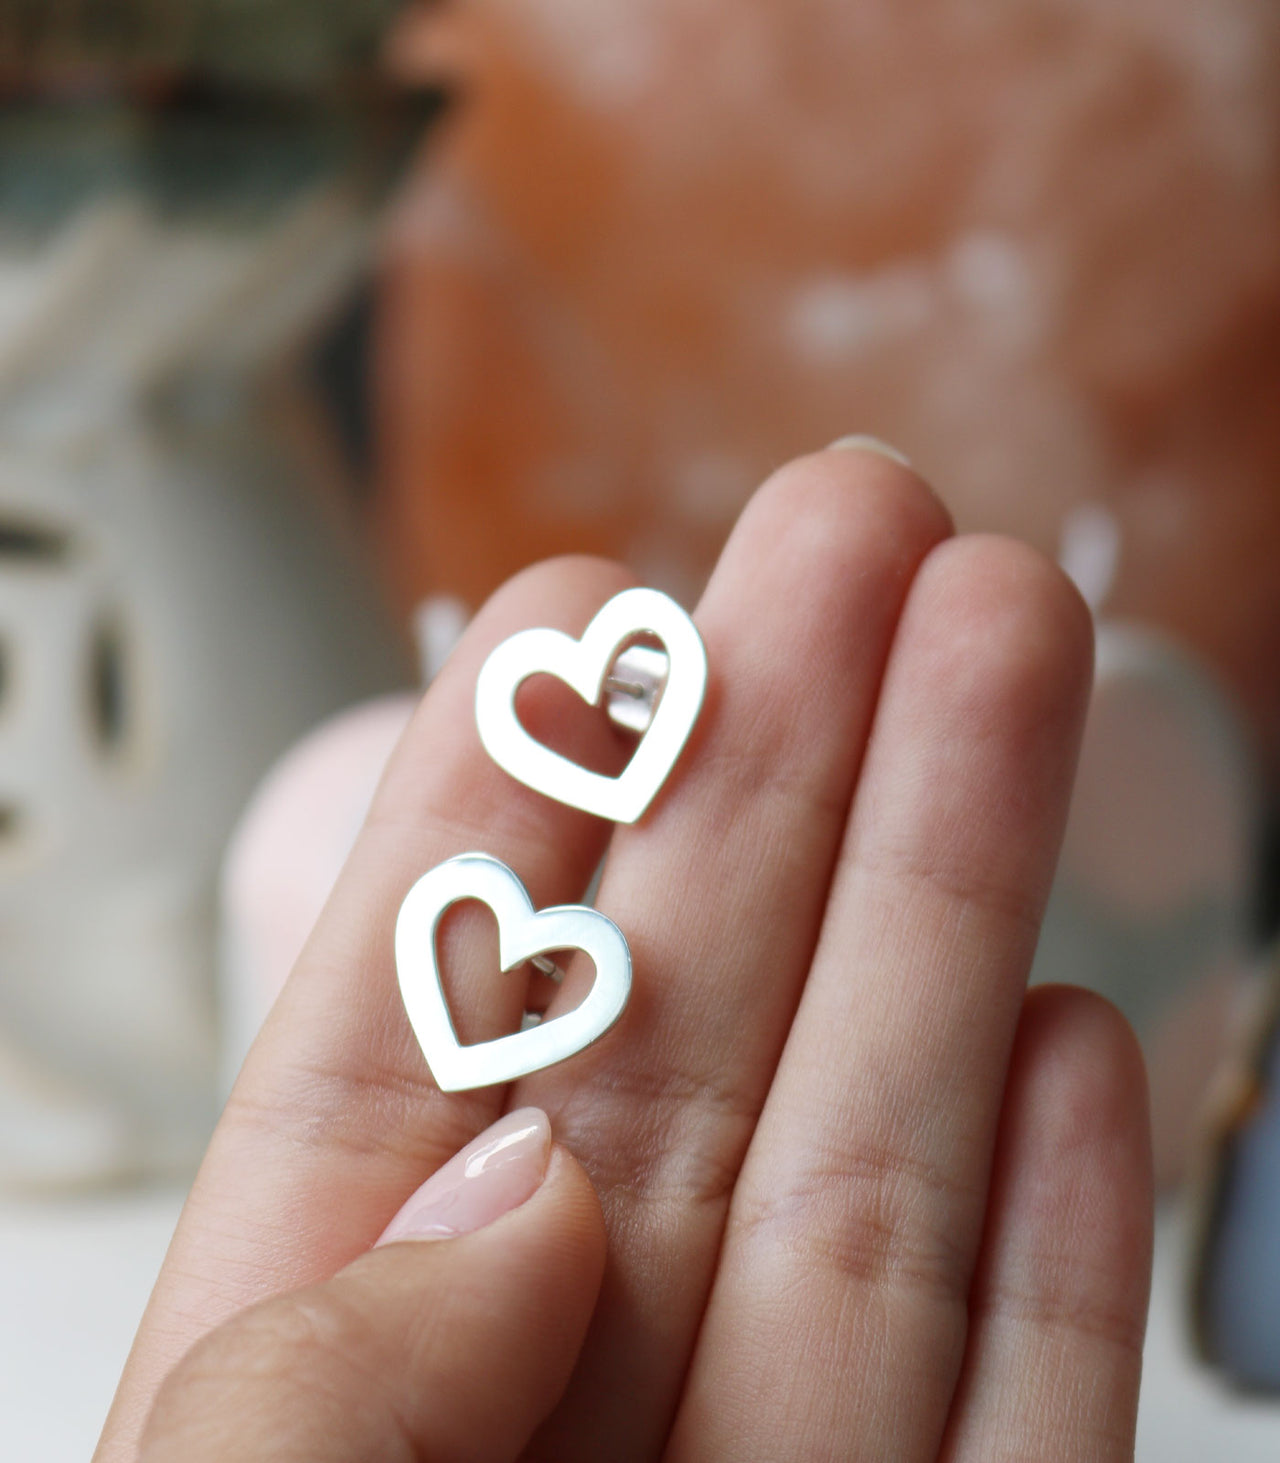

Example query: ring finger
[668,536,1094,1459]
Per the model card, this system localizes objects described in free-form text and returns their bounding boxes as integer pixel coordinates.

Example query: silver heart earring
[396,852,632,1092]
[396,589,699,1090]
[474,587,708,823]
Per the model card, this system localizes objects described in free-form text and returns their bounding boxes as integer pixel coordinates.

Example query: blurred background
[1,1,1279,1456]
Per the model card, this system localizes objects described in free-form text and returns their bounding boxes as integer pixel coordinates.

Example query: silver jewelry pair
[395,588,708,1092]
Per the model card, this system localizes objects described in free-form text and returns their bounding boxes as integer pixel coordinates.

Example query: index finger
[97,554,635,1462]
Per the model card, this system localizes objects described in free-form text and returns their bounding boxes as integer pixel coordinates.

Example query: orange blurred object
[373,0,1280,766]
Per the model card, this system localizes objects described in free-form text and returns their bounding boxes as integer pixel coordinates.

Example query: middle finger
[516,446,951,1462]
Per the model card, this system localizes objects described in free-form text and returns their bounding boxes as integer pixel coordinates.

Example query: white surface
[1136,1208,1280,1459]
[1,1194,1278,1459]
[0,1187,184,1461]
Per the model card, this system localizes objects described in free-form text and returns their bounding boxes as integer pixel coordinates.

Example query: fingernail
[826,434,913,468]
[376,1108,551,1244]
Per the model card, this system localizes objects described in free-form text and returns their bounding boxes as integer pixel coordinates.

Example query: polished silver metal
[395,852,632,1092]
[475,587,707,823]
[604,644,670,735]
[529,953,564,983]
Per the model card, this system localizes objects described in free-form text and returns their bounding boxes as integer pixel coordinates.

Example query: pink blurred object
[220,694,417,1080]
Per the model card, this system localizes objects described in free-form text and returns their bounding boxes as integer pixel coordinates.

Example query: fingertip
[997,983,1154,1320]
[367,1128,608,1349]
[377,1135,608,1458]
[374,1107,553,1246]
[1013,986,1152,1197]
[886,538,1096,868]
[139,1126,610,1463]
[943,992,1153,1460]
[692,442,955,697]
[911,534,1096,714]
[1016,984,1150,1144]
[744,442,955,574]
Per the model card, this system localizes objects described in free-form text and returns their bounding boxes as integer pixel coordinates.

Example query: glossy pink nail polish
[375,1108,551,1244]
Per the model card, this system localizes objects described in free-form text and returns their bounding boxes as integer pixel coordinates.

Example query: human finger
[669,537,1094,1460]
[516,445,953,1461]
[138,1112,606,1463]
[98,555,634,1461]
[939,986,1152,1462]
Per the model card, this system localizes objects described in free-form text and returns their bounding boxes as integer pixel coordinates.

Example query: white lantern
[0,192,408,1189]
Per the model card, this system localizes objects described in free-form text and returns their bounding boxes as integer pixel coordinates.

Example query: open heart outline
[396,853,632,1092]
[475,587,708,824]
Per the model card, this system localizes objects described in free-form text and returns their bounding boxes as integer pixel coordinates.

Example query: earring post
[604,644,670,734]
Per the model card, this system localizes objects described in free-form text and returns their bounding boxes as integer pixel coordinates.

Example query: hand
[98,446,1153,1462]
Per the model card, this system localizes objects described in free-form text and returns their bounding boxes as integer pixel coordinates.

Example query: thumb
[139,1110,605,1463]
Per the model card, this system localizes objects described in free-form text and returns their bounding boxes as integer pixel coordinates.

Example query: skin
[97,447,1154,1462]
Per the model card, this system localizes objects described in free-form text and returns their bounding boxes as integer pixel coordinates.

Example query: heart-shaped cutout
[475,587,707,823]
[396,853,632,1092]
